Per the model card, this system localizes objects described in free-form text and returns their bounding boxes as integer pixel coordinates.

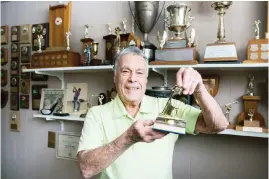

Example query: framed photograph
[40,88,66,113]
[56,132,81,161]
[66,83,88,115]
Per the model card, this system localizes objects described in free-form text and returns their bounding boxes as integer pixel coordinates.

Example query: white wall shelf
[218,129,268,138]
[33,114,85,131]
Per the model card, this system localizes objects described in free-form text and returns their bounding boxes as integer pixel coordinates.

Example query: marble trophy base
[204,42,238,62]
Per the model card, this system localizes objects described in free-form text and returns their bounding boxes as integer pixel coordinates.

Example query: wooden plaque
[11,43,19,58]
[20,44,31,63]
[243,39,269,63]
[20,24,32,43]
[20,95,29,109]
[32,23,49,51]
[1,25,9,44]
[10,93,19,111]
[103,34,116,65]
[1,89,8,108]
[10,76,19,93]
[49,2,72,48]
[10,58,19,75]
[1,47,8,66]
[20,79,30,94]
[1,69,7,86]
[11,26,20,42]
[31,51,80,68]
[21,64,31,79]
[32,84,48,110]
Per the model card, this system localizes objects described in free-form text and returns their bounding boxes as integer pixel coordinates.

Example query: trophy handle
[128,1,166,33]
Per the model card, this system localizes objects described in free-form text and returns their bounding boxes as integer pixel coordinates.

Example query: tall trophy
[204,1,238,63]
[129,1,164,62]
[31,2,81,68]
[154,2,198,65]
[81,24,94,66]
[91,42,102,65]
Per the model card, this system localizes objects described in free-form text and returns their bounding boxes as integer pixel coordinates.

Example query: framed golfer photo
[40,88,66,114]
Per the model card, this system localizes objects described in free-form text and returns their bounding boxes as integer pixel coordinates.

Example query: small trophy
[254,20,261,40]
[37,35,43,53]
[84,24,89,38]
[122,19,127,34]
[83,44,92,65]
[236,74,267,133]
[111,27,121,65]
[91,42,102,66]
[66,31,71,51]
[224,101,238,129]
[204,1,238,63]
[156,30,167,49]
[152,86,188,134]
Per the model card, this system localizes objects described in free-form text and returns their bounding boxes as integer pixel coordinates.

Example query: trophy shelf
[218,129,268,138]
[33,114,85,131]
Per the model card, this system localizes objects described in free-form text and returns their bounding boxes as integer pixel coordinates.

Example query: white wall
[1,1,268,179]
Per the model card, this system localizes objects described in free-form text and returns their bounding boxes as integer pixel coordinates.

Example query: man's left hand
[176,67,203,95]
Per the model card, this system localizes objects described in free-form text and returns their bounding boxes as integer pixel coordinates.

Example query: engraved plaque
[1,25,9,44]
[11,43,19,58]
[20,44,31,63]
[250,53,258,60]
[20,95,29,109]
[10,94,19,111]
[1,47,8,66]
[10,76,19,93]
[261,52,268,60]
[20,79,30,94]
[21,64,31,79]
[11,26,20,42]
[250,44,258,52]
[261,44,268,51]
[10,58,19,75]
[20,24,32,43]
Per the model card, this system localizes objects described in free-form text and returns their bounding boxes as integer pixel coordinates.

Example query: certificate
[56,132,81,161]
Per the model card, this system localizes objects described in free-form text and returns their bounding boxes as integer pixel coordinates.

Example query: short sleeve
[181,104,201,135]
[77,109,105,154]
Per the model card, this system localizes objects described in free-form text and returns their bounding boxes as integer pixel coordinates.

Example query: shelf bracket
[35,70,65,89]
[152,68,168,86]
[59,120,64,131]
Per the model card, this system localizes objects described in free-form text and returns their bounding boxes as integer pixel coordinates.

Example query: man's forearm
[194,83,228,133]
[78,132,133,178]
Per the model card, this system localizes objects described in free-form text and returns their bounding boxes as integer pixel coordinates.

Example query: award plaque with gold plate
[1,69,8,86]
[10,111,20,132]
[20,44,31,63]
[1,26,9,44]
[31,2,81,68]
[20,24,32,44]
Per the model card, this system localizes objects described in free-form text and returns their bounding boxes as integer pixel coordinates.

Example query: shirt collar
[113,94,152,119]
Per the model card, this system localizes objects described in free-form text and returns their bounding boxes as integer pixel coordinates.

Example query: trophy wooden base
[31,50,81,68]
[155,48,198,62]
[243,39,269,64]
[227,123,235,129]
[204,42,238,62]
[243,59,268,63]
[90,59,102,66]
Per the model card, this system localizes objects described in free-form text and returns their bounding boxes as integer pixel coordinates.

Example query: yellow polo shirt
[77,94,201,179]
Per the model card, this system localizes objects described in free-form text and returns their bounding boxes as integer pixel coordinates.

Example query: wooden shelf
[218,129,268,138]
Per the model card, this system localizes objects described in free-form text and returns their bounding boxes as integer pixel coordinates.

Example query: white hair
[112,46,149,76]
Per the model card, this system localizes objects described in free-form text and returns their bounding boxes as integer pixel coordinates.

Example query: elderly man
[77,46,228,179]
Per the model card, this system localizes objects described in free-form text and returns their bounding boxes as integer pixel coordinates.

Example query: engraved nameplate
[250,44,258,52]
[250,53,258,60]
[261,52,269,60]
[261,44,269,51]
[204,44,237,59]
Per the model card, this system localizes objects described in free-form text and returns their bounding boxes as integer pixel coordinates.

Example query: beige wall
[1,1,268,179]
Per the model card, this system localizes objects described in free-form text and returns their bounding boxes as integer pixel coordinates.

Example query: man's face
[114,53,148,105]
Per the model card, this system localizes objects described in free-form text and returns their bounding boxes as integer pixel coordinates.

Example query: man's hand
[176,67,203,95]
[125,120,167,144]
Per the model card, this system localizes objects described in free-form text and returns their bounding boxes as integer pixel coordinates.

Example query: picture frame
[39,88,66,113]
[56,131,80,161]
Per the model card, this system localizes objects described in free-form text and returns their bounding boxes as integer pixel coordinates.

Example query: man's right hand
[125,120,167,144]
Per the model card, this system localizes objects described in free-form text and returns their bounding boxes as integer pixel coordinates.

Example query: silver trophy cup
[129,1,165,61]
[166,2,193,40]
